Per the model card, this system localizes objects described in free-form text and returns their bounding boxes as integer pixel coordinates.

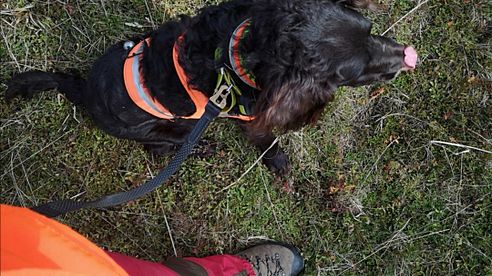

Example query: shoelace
[241,253,286,276]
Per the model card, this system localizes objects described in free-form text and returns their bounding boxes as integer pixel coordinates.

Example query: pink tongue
[404,46,418,68]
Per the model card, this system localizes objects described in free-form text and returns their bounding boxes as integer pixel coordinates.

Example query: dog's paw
[263,150,291,176]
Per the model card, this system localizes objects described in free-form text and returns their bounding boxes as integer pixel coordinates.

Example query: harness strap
[229,18,258,89]
[172,37,211,119]
[124,38,175,119]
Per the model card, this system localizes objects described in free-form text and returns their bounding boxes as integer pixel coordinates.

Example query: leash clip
[210,84,232,110]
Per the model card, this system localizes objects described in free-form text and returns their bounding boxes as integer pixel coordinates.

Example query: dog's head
[243,0,417,134]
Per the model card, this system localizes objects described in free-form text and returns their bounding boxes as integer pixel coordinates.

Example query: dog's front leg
[240,125,290,176]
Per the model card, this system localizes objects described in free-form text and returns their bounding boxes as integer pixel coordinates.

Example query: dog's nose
[403,46,418,69]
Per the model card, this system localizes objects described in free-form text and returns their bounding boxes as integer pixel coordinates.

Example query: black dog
[6,0,417,175]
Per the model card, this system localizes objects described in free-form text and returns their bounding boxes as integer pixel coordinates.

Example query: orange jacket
[0,204,128,275]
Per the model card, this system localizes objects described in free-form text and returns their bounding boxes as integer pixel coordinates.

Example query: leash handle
[32,101,221,218]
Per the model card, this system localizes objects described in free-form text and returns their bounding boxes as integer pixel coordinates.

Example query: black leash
[32,85,231,218]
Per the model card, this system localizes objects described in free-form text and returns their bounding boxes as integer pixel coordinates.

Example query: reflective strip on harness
[124,39,175,119]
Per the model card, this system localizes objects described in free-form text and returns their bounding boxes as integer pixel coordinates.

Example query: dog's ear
[252,77,335,134]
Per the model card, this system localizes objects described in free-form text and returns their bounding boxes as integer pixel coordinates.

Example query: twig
[339,219,411,274]
[148,165,177,257]
[376,113,428,127]
[96,212,153,259]
[341,228,449,274]
[144,0,156,29]
[430,140,492,154]
[362,139,397,184]
[0,24,21,70]
[261,173,284,239]
[381,0,430,36]
[10,151,25,206]
[219,137,279,192]
[99,0,108,17]
[0,130,73,179]
[0,4,34,16]
[157,193,177,257]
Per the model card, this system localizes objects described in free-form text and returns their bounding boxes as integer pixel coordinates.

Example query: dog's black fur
[6,0,413,175]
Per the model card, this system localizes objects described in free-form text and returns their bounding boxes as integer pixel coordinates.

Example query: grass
[1,0,491,274]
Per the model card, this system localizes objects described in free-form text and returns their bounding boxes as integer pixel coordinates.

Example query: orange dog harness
[123,21,256,121]
[123,38,210,120]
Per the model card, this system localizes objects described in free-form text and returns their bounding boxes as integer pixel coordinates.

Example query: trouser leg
[107,251,254,276]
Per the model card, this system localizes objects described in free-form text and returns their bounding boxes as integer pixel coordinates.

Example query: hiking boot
[236,242,304,276]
